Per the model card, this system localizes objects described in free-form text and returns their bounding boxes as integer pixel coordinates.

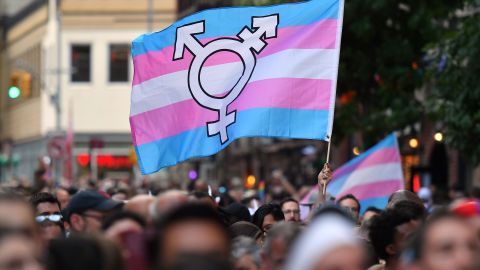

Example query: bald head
[152,190,189,220]
[124,195,155,224]
[387,190,424,209]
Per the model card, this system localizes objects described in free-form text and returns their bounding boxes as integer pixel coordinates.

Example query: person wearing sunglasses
[29,193,65,245]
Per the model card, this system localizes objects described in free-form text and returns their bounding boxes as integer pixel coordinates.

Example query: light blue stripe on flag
[136,108,329,174]
[359,196,390,215]
[132,0,340,56]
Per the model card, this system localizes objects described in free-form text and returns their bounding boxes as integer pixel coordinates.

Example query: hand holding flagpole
[318,140,333,201]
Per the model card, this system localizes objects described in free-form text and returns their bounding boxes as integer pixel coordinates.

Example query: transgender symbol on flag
[173,14,279,143]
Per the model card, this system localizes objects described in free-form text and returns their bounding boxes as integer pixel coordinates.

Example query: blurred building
[0,0,176,182]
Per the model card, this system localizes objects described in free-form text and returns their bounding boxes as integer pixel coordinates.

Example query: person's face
[234,255,258,270]
[0,203,37,239]
[70,210,105,234]
[421,219,479,270]
[105,219,143,245]
[35,202,63,241]
[0,235,44,270]
[55,190,70,210]
[389,220,421,257]
[160,220,229,267]
[312,245,365,270]
[262,214,277,232]
[282,201,300,222]
[339,199,360,221]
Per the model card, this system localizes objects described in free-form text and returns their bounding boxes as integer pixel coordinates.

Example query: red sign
[76,154,132,169]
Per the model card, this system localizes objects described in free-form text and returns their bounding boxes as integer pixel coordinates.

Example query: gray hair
[231,236,261,266]
[262,221,301,256]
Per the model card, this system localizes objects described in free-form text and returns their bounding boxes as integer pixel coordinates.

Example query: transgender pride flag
[130,0,345,174]
[301,134,405,213]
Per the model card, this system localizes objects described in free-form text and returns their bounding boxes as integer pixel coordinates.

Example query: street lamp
[409,138,419,149]
[434,132,443,142]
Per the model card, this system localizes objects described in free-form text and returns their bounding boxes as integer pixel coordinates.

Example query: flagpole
[326,138,332,164]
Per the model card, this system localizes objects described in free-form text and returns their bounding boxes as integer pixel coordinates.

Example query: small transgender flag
[130,0,344,174]
[302,133,404,214]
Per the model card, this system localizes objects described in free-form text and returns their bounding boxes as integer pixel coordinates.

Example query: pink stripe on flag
[332,148,401,180]
[336,179,403,201]
[130,78,331,146]
[132,19,337,86]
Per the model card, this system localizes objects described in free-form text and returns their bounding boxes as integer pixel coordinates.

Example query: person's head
[228,221,263,244]
[362,206,382,222]
[29,192,64,243]
[47,235,123,270]
[231,236,261,270]
[252,204,284,232]
[189,191,216,208]
[387,190,424,209]
[0,227,44,270]
[151,190,189,221]
[124,194,155,225]
[285,206,366,270]
[54,188,70,210]
[337,194,361,222]
[0,193,38,241]
[280,198,300,222]
[102,210,146,243]
[450,199,480,238]
[154,203,231,269]
[261,222,301,270]
[401,210,480,270]
[222,203,251,225]
[369,201,425,263]
[63,190,123,234]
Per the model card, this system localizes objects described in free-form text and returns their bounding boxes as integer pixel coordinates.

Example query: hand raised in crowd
[318,163,332,190]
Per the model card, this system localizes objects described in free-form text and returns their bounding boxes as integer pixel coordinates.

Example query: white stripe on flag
[336,163,404,194]
[131,48,338,116]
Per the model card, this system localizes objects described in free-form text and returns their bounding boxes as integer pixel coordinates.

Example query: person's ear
[386,244,398,256]
[70,213,85,232]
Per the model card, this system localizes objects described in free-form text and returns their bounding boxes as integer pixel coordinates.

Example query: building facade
[0,0,176,182]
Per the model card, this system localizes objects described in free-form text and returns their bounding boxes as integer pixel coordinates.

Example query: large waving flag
[301,134,405,213]
[130,0,345,174]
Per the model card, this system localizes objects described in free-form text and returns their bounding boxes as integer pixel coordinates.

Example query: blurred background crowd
[0,167,479,270]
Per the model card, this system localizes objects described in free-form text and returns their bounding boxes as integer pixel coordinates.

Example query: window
[109,44,130,82]
[71,45,91,82]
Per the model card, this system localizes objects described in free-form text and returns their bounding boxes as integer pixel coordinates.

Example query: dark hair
[368,201,425,260]
[153,203,230,267]
[364,206,382,215]
[252,203,284,229]
[337,194,361,212]
[189,191,212,200]
[280,198,299,209]
[47,235,124,270]
[30,192,61,210]
[228,221,262,240]
[0,226,33,242]
[168,254,231,270]
[101,210,146,231]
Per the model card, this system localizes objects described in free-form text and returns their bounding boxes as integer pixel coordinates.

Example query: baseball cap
[63,190,123,221]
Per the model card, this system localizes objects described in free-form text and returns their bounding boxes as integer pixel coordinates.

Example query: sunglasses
[35,214,63,223]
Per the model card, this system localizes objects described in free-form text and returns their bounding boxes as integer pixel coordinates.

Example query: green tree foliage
[234,0,468,150]
[426,1,480,164]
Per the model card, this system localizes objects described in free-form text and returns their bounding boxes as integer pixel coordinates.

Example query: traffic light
[8,70,32,99]
[8,72,20,99]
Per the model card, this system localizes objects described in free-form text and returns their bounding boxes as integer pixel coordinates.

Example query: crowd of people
[0,166,479,270]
